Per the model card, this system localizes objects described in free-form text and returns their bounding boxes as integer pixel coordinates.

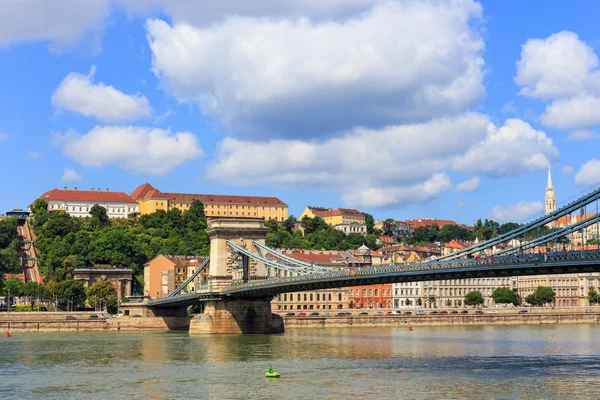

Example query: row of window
[278,293,343,302]
[350,288,393,297]
[425,278,511,286]
[279,305,339,310]
[51,204,137,213]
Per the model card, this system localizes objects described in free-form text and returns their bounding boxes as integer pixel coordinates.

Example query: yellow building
[299,206,365,226]
[131,183,288,221]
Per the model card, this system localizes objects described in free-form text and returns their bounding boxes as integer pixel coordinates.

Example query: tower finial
[547,167,553,189]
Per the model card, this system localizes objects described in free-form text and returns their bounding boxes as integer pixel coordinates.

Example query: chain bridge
[149,184,600,334]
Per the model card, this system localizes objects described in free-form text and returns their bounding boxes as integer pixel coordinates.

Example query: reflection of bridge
[150,184,600,334]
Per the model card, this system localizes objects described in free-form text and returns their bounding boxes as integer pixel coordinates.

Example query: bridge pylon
[189,218,283,334]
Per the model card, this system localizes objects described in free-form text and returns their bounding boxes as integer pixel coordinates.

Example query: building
[545,168,557,216]
[73,265,134,301]
[393,281,423,309]
[144,255,208,299]
[131,183,288,221]
[349,284,393,309]
[379,245,441,262]
[334,222,367,235]
[300,206,366,227]
[38,187,139,219]
[422,277,516,308]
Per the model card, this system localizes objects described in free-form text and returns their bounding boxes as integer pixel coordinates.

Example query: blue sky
[1,0,599,225]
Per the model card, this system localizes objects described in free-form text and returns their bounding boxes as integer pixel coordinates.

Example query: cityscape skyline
[1,1,600,224]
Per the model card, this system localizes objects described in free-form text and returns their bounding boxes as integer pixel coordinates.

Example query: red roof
[379,245,441,255]
[403,218,458,229]
[312,208,363,218]
[2,273,26,283]
[445,240,466,249]
[40,188,137,204]
[131,183,286,206]
[378,236,394,244]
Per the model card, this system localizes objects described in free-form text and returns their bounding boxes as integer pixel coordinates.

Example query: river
[2,325,600,399]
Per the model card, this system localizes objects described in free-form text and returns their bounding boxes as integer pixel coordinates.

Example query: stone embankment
[0,312,191,332]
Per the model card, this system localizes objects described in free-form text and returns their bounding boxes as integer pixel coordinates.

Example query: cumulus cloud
[455,176,480,192]
[62,168,82,182]
[490,201,544,222]
[54,126,203,175]
[562,166,575,176]
[146,0,485,138]
[208,114,559,208]
[565,130,600,141]
[0,0,111,51]
[516,31,600,132]
[575,160,600,186]
[52,66,152,123]
[453,119,559,176]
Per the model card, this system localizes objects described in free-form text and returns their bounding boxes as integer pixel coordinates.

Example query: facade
[334,222,367,235]
[73,266,134,301]
[379,245,441,262]
[300,206,366,226]
[39,187,139,218]
[348,284,393,309]
[422,277,515,309]
[393,281,423,309]
[131,183,288,221]
[144,255,208,299]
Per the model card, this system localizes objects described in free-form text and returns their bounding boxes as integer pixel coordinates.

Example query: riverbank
[1,311,599,332]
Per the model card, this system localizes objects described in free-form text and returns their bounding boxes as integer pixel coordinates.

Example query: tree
[87,280,118,313]
[526,286,556,306]
[89,204,110,228]
[364,213,375,235]
[282,216,297,233]
[265,218,279,233]
[49,279,86,309]
[30,198,49,228]
[589,288,599,305]
[382,219,395,236]
[183,200,207,231]
[2,278,24,297]
[416,298,423,307]
[445,299,452,307]
[491,287,521,306]
[464,290,484,306]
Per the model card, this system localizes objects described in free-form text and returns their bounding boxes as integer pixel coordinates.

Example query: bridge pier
[189,297,284,334]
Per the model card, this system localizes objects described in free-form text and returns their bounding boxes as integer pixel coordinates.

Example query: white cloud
[490,201,544,222]
[55,126,203,175]
[27,151,40,159]
[501,101,517,114]
[575,160,600,186]
[562,166,575,176]
[515,31,600,100]
[52,66,152,123]
[0,0,111,51]
[453,119,559,176]
[146,0,485,138]
[541,95,600,130]
[62,168,82,182]
[566,129,600,141]
[455,176,480,192]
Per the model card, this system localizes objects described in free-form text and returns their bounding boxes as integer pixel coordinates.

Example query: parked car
[336,312,351,316]
[416,310,426,315]
[66,315,76,320]
[132,314,142,318]
[586,309,594,313]
[475,310,484,315]
[309,312,320,316]
[375,311,384,315]
[285,312,296,316]
[451,310,459,314]
[403,311,412,316]
[297,312,307,317]
[460,310,469,314]
[440,310,449,315]
[430,311,439,315]
[359,311,369,316]
[390,311,401,315]
[519,310,528,314]
[89,314,99,320]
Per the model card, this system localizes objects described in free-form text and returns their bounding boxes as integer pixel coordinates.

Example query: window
[297,294,301,301]
[304,294,307,301]
[363,289,366,297]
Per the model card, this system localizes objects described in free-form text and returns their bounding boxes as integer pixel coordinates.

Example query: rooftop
[39,188,137,204]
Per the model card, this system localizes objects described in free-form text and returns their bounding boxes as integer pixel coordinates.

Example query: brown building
[73,265,134,301]
[144,255,208,299]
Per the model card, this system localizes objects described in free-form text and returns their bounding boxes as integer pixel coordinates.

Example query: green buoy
[266,365,280,378]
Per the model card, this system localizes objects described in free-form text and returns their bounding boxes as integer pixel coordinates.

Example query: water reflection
[2,325,600,399]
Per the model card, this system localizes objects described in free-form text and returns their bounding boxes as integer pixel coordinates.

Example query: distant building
[131,183,288,222]
[144,255,208,299]
[73,265,134,302]
[299,206,366,227]
[334,222,367,235]
[38,187,139,219]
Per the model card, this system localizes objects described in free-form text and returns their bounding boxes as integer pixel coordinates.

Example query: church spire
[547,168,553,189]
[545,168,556,216]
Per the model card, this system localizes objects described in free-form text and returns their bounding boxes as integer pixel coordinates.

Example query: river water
[2,325,600,399]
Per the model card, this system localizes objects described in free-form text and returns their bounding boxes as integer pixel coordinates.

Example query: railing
[224,250,600,293]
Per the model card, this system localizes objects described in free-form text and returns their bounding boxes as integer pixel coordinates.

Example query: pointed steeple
[547,168,553,189]
[545,168,556,216]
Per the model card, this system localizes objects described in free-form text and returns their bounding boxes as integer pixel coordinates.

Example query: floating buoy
[6,332,11,338]
[266,365,280,378]
[409,326,413,331]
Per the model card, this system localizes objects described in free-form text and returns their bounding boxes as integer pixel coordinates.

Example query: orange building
[143,255,208,299]
[348,284,393,309]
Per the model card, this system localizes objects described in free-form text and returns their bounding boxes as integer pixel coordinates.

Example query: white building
[38,187,139,219]
[334,222,367,235]
[393,281,423,309]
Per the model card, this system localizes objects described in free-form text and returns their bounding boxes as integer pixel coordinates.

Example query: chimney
[106,188,109,192]
[74,187,78,191]
[63,187,68,190]
[97,188,101,191]
[91,188,94,191]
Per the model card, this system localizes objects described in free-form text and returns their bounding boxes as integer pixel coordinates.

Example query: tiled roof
[40,188,137,204]
[379,245,441,255]
[378,236,394,244]
[555,213,597,227]
[132,183,287,206]
[445,240,467,249]
[404,218,458,229]
[314,208,363,218]
[145,255,208,267]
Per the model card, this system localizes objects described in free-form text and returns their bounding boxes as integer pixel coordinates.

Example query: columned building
[73,266,134,302]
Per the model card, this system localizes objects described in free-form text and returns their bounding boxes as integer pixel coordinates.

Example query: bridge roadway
[150,250,600,308]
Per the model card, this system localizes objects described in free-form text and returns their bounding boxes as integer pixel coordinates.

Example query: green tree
[364,213,375,235]
[416,298,423,307]
[464,290,484,306]
[30,198,49,228]
[382,218,395,236]
[89,204,110,228]
[491,287,521,306]
[183,200,207,231]
[87,280,118,313]
[265,218,279,232]
[282,216,297,233]
[49,279,86,309]
[588,288,599,305]
[2,278,24,297]
[526,286,556,306]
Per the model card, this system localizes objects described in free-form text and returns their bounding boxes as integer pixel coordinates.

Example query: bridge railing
[224,249,600,293]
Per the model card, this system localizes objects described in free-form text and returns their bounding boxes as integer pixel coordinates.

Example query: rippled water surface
[2,325,600,399]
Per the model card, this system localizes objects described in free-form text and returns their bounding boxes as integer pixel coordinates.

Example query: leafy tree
[183,200,207,231]
[526,286,556,306]
[48,279,86,308]
[2,278,24,297]
[589,288,599,305]
[416,298,423,307]
[464,290,484,306]
[265,218,279,232]
[364,213,375,235]
[30,198,49,228]
[588,238,599,245]
[500,222,521,234]
[87,280,118,313]
[89,204,110,228]
[282,216,297,233]
[491,287,521,306]
[300,216,328,235]
[438,224,474,243]
[445,299,452,307]
[382,218,396,236]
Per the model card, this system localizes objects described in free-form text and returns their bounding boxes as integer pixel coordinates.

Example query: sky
[1,0,599,225]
